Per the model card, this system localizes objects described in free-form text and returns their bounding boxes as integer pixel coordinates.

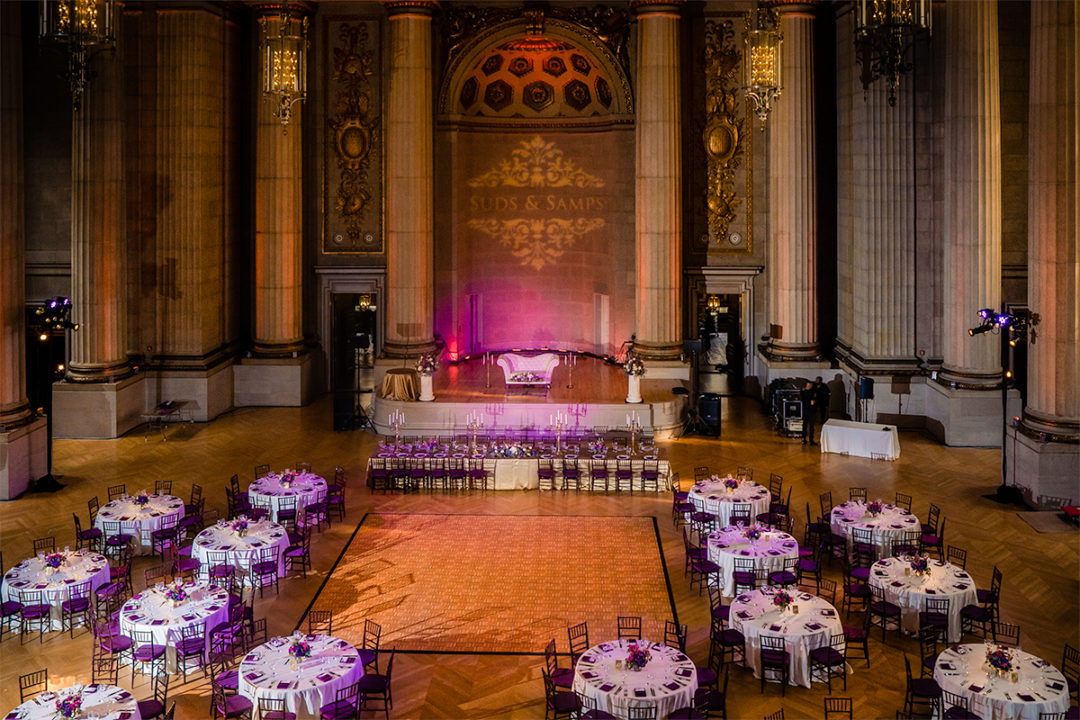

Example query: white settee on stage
[497,352,560,390]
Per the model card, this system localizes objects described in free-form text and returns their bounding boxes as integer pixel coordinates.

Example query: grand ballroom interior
[0,0,1078,718]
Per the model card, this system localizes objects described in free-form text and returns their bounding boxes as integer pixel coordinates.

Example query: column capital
[251,1,314,17]
[382,1,438,18]
[766,1,820,16]
[630,0,683,17]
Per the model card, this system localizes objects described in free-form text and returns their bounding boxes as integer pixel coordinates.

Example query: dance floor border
[295,512,679,656]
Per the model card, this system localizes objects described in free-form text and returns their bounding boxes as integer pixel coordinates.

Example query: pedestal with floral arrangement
[55,688,83,719]
[743,525,764,543]
[416,353,438,402]
[772,589,793,612]
[164,581,189,607]
[288,633,312,669]
[232,518,249,537]
[866,500,883,517]
[986,645,1014,678]
[624,355,645,404]
[909,555,930,577]
[625,641,652,671]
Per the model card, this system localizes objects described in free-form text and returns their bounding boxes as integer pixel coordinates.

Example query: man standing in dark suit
[815,376,830,425]
[801,380,818,445]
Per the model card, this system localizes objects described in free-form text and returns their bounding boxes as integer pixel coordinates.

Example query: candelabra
[565,351,577,389]
[626,410,642,455]
[549,411,568,456]
[388,409,405,450]
[465,410,485,457]
[567,403,587,428]
[485,402,504,427]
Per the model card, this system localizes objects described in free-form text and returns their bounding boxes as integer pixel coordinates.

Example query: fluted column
[382,1,436,357]
[67,37,130,381]
[632,0,682,360]
[765,2,820,360]
[0,0,31,427]
[939,0,1001,387]
[1021,0,1078,440]
[253,6,304,358]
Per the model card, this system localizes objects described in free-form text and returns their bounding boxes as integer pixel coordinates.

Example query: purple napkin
[599,683,615,692]
[891,581,905,587]
[769,624,782,631]
[665,681,681,691]
[674,668,693,678]
[926,589,937,594]
[580,671,597,679]
[968,684,983,693]
[245,672,260,681]
[1018,693,1036,702]
[277,681,291,689]
[1047,681,1064,691]
[317,672,335,682]
[806,622,822,630]
[821,609,836,616]
[634,689,647,697]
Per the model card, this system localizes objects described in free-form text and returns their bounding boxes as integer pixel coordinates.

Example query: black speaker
[859,377,875,399]
[333,392,356,431]
[698,393,721,436]
[683,339,702,355]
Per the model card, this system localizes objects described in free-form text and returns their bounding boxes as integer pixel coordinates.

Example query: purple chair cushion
[133,643,167,661]
[317,700,358,720]
[1,600,22,616]
[357,648,377,666]
[910,677,942,697]
[219,694,254,718]
[356,673,388,693]
[137,700,164,718]
[61,598,91,612]
[809,646,845,665]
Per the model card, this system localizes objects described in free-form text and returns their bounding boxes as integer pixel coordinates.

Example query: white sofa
[497,352,560,390]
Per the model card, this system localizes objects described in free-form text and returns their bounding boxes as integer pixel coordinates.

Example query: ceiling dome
[458,36,614,118]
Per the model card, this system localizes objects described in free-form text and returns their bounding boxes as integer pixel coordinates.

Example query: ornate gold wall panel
[323,19,381,254]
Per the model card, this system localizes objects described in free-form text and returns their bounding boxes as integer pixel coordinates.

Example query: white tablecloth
[239,634,363,720]
[93,493,186,556]
[572,639,697,719]
[868,557,977,643]
[935,644,1070,720]
[248,472,326,523]
[730,589,845,688]
[820,419,901,460]
[119,581,230,672]
[830,501,920,558]
[5,684,140,720]
[705,526,800,597]
[687,478,772,527]
[1,550,110,630]
[192,519,289,586]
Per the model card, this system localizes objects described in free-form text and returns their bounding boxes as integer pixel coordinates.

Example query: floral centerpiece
[772,589,793,611]
[625,641,652,671]
[280,471,295,488]
[587,440,607,456]
[743,525,764,542]
[55,691,83,719]
[164,581,188,605]
[289,633,312,660]
[490,442,535,458]
[415,352,438,376]
[43,552,66,569]
[231,518,249,537]
[133,491,151,506]
[866,500,883,516]
[723,476,740,491]
[510,371,545,383]
[986,646,1013,675]
[623,355,646,377]
[909,555,930,576]
[415,439,441,454]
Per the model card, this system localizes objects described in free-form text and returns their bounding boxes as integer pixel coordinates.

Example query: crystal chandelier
[261,1,309,130]
[743,5,782,131]
[39,0,117,112]
[855,0,932,106]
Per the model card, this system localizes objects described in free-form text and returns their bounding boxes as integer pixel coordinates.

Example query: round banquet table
[119,580,230,672]
[192,518,289,586]
[730,589,846,688]
[687,476,772,528]
[829,500,919,559]
[5,684,140,720]
[380,368,419,400]
[1,549,110,630]
[572,639,698,719]
[868,556,977,643]
[248,472,326,524]
[93,493,185,556]
[934,643,1071,720]
[239,634,363,720]
[705,526,800,597]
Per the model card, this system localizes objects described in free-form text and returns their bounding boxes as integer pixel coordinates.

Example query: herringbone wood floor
[0,394,1076,719]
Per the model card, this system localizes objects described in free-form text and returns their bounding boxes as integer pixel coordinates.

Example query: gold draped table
[380,368,420,401]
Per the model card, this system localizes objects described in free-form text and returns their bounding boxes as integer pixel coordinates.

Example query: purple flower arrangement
[491,442,534,458]
[281,472,295,486]
[987,646,1013,672]
[773,589,793,610]
[743,525,763,542]
[866,500,883,516]
[724,476,740,490]
[510,371,544,383]
[43,552,66,569]
[625,642,652,671]
[415,352,438,375]
[133,491,151,506]
[623,355,646,377]
[289,634,312,659]
[55,692,83,719]
[909,555,929,575]
[231,519,249,537]
[587,440,607,456]
[164,581,188,604]
[415,440,441,454]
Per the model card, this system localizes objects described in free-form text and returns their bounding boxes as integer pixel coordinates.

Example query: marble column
[253,7,304,359]
[1008,0,1079,501]
[382,1,436,358]
[765,2,821,361]
[632,0,682,361]
[938,0,1002,387]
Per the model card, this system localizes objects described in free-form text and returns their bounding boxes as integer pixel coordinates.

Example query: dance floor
[303,513,676,654]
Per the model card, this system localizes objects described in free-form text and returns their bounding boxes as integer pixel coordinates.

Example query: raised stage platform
[370,354,689,439]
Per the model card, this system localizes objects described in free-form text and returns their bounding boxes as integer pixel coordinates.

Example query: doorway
[331,293,377,393]
[696,293,745,394]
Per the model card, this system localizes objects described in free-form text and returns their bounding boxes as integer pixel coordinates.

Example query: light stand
[30,296,79,491]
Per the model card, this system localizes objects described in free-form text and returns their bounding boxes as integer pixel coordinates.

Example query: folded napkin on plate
[926,589,937,594]
[634,688,647,698]
[664,681,681,691]
[805,622,822,631]
[939,662,955,670]
[674,668,693,678]
[581,655,595,664]
[821,609,836,616]
[117,714,133,720]
[342,656,356,664]
[769,624,783,631]
[875,571,888,577]
[245,672,261,681]
[674,653,687,662]
[1018,693,1036,702]
[317,672,336,683]
[1046,681,1064,691]
[277,681,292,690]
[953,583,968,590]
[768,550,780,555]
[736,611,750,619]
[968,684,983,693]
[599,683,615,692]
[580,671,597,679]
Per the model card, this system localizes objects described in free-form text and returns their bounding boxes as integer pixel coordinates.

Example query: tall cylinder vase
[419,373,434,402]
[626,375,643,404]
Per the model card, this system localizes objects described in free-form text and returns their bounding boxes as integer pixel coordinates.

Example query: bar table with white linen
[5,683,140,720]
[247,472,327,523]
[239,634,363,720]
[705,526,800,597]
[819,419,901,460]
[572,638,697,719]
[730,588,846,688]
[192,518,289,586]
[829,500,920,558]
[93,493,185,556]
[687,477,772,528]
[1,548,110,630]
[868,556,978,642]
[119,580,230,672]
[934,643,1070,720]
